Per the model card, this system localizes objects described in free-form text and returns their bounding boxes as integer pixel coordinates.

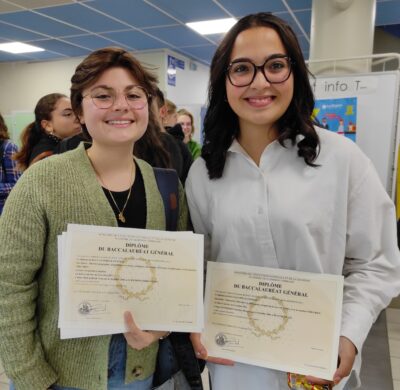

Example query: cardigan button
[132,366,143,377]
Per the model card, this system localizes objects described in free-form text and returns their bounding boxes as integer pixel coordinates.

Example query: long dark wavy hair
[202,12,319,179]
[14,93,66,170]
[70,47,171,168]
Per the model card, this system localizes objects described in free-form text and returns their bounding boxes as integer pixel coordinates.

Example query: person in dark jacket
[155,91,192,183]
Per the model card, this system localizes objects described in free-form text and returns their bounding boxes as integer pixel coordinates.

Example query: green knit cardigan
[0,144,188,390]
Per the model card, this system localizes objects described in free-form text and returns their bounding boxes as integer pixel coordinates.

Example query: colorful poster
[313,97,357,142]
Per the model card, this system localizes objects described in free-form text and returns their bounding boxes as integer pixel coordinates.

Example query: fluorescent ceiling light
[0,42,44,54]
[186,18,237,35]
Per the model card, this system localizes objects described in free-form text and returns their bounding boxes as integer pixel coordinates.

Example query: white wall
[0,50,209,115]
[0,58,80,115]
[0,49,209,144]
[163,49,209,106]
[163,49,210,143]
[0,51,168,115]
[134,50,165,88]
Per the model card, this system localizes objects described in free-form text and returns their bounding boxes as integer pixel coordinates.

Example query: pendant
[118,212,126,223]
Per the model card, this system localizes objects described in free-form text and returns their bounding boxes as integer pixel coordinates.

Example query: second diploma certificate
[58,224,204,338]
[204,261,343,380]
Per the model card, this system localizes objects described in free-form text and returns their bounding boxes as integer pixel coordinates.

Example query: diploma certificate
[58,224,203,338]
[204,261,343,380]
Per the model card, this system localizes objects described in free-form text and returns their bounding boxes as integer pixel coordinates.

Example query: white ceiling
[0,0,398,64]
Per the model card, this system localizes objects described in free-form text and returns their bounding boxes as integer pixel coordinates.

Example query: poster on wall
[313,97,357,142]
[311,72,399,197]
[167,55,185,87]
[167,55,176,86]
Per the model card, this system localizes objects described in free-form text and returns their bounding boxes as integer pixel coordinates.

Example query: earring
[47,131,61,143]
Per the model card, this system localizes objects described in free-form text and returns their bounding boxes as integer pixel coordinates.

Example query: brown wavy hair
[0,113,10,141]
[70,47,171,168]
[14,93,66,170]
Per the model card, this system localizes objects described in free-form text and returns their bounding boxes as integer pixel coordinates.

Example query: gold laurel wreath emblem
[247,295,289,340]
[114,257,157,301]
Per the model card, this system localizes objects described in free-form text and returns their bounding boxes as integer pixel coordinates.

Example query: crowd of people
[0,11,399,390]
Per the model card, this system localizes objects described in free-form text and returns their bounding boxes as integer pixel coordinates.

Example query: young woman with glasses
[186,12,400,390]
[0,48,196,390]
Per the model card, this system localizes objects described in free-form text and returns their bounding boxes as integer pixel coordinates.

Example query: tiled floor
[1,308,399,390]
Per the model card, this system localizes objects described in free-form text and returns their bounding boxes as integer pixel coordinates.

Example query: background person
[14,93,81,170]
[177,109,201,160]
[186,12,400,390]
[321,117,329,129]
[155,91,192,183]
[0,113,21,215]
[0,47,193,390]
[161,99,179,129]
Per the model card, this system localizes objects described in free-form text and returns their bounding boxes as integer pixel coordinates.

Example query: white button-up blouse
[186,127,400,386]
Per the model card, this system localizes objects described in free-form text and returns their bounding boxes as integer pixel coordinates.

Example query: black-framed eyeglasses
[227,54,293,87]
[83,85,150,110]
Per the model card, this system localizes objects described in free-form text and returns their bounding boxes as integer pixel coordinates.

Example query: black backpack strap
[169,333,204,390]
[152,168,204,389]
[153,167,179,231]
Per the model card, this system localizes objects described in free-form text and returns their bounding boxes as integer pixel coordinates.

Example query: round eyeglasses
[227,55,293,87]
[83,86,150,110]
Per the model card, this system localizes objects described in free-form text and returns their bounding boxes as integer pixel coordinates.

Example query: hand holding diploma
[190,333,234,366]
[304,336,357,388]
[124,311,170,350]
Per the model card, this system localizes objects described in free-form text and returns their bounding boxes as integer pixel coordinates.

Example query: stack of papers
[58,224,204,339]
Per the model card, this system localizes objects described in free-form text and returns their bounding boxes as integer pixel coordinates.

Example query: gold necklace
[94,161,135,223]
[107,185,132,223]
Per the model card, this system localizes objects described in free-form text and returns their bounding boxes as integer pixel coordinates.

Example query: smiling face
[177,114,192,143]
[226,26,294,135]
[41,97,81,139]
[80,67,149,147]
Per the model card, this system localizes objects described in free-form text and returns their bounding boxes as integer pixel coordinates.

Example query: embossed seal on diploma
[114,257,157,301]
[247,295,289,340]
[77,301,106,315]
[215,332,228,346]
[78,301,92,315]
